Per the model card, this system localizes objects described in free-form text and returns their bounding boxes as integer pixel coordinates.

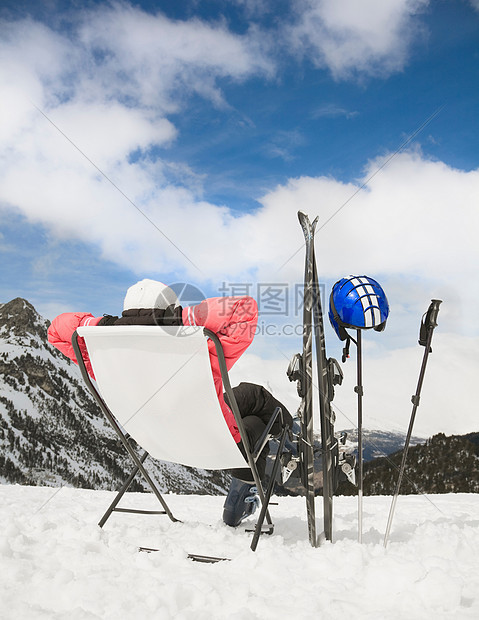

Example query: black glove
[98,315,119,326]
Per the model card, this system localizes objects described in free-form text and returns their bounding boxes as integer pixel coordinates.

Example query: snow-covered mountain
[0,298,229,494]
[340,428,425,461]
[3,296,474,501]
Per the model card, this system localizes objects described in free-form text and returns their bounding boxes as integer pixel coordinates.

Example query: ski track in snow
[1,486,478,619]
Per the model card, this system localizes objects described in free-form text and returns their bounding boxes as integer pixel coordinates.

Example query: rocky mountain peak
[0,297,50,343]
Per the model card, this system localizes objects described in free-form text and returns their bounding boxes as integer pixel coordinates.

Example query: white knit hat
[123,279,179,311]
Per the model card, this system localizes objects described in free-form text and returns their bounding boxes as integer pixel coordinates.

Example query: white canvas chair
[72,325,290,557]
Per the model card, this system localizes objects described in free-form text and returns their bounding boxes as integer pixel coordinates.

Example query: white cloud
[230,330,479,438]
[0,3,274,279]
[76,3,273,111]
[263,129,306,161]
[312,103,358,119]
[50,101,177,163]
[0,3,274,168]
[332,332,479,437]
[248,152,479,321]
[2,92,479,318]
[229,353,301,416]
[0,2,440,284]
[287,0,429,79]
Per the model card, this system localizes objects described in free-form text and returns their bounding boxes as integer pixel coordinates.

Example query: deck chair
[72,325,290,555]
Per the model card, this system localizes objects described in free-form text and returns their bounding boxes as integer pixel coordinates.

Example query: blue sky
[1,0,478,435]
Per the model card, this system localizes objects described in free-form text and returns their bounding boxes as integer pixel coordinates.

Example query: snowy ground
[1,485,478,619]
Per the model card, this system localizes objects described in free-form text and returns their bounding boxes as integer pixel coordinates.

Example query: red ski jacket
[47,312,102,379]
[47,296,258,443]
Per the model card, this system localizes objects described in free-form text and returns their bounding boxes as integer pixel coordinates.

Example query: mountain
[268,427,425,496]
[332,431,479,496]
[339,428,425,462]
[0,298,230,494]
[351,431,479,495]
[2,297,477,500]
[269,426,479,497]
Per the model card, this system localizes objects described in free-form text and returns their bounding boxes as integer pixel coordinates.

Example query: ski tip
[298,211,319,233]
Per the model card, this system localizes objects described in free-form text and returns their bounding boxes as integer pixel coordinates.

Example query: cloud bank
[0,2,439,286]
[0,3,477,318]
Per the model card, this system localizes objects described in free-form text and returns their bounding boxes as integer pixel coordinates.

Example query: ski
[297,211,319,547]
[311,240,340,543]
[288,212,347,546]
[139,548,230,563]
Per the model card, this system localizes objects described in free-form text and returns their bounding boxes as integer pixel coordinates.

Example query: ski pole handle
[419,299,442,347]
[426,299,442,330]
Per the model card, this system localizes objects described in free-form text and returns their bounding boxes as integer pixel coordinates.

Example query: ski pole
[355,329,364,543]
[383,299,442,548]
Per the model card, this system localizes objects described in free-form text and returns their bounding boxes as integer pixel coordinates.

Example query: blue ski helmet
[329,275,389,341]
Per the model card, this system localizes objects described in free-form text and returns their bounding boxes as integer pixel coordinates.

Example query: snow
[1,486,478,619]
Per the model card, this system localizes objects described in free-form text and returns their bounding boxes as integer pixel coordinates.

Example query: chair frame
[72,326,290,553]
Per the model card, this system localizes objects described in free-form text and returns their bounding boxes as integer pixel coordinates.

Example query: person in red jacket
[48,279,259,444]
[48,279,292,527]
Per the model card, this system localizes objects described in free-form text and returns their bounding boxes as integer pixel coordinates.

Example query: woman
[48,279,292,526]
[48,279,259,444]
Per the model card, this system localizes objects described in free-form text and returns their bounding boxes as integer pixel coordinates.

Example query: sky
[1,0,478,437]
